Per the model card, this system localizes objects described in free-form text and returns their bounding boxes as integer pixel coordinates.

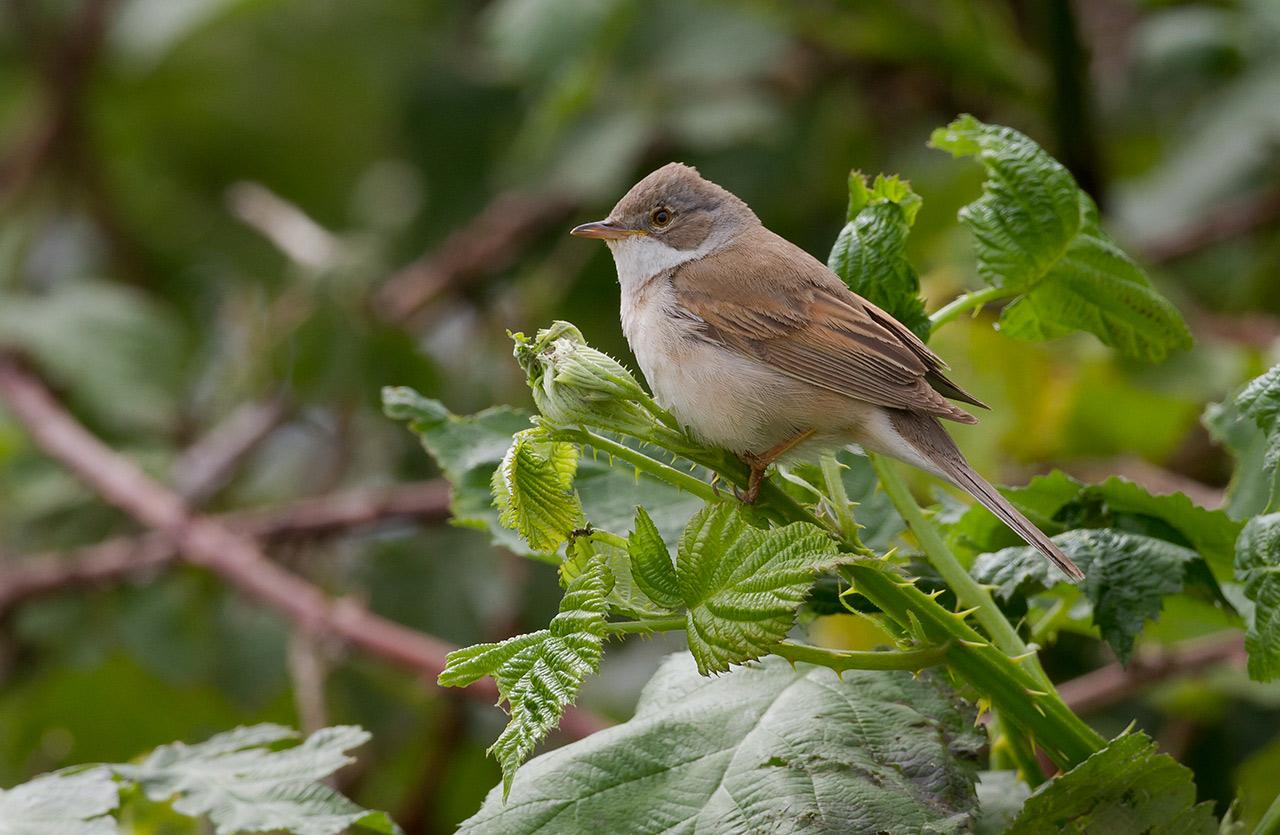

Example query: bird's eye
[651,207,672,227]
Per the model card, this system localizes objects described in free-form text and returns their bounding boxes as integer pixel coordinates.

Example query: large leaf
[459,654,983,834]
[930,115,1191,361]
[973,529,1198,662]
[492,427,586,552]
[676,503,849,674]
[439,556,612,794]
[1007,732,1215,833]
[0,769,118,835]
[827,172,930,339]
[115,724,400,835]
[1235,512,1280,681]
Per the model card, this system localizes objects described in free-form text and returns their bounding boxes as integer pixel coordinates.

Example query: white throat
[606,233,725,293]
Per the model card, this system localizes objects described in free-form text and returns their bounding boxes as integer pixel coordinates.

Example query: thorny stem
[928,285,1013,331]
[550,427,719,503]
[820,454,861,543]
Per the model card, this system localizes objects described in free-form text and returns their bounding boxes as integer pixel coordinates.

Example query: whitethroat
[571,162,1083,581]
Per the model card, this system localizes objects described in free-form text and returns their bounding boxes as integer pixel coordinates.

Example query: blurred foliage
[1,0,1280,831]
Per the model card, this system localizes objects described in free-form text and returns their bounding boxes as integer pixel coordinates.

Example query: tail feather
[885,410,1084,583]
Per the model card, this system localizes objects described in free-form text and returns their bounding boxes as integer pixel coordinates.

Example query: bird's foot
[733,430,816,505]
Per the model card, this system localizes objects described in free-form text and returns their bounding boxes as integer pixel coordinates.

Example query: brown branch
[0,354,608,739]
[1141,188,1280,265]
[373,192,576,324]
[1059,633,1246,715]
[172,397,292,504]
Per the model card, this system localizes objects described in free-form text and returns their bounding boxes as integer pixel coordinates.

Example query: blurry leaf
[973,771,1029,835]
[1007,732,1215,834]
[1233,732,1280,830]
[115,724,400,835]
[0,282,187,432]
[827,172,930,339]
[930,115,1191,361]
[1234,512,1280,681]
[973,529,1199,662]
[1235,364,1280,511]
[627,507,682,610]
[1205,398,1280,521]
[492,427,586,552]
[440,556,611,795]
[676,503,847,674]
[0,769,118,835]
[460,654,983,833]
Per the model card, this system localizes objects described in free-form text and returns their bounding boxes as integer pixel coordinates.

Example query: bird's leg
[737,429,816,504]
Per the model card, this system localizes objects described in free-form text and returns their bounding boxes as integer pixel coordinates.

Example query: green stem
[993,713,1046,787]
[552,427,719,503]
[773,640,949,672]
[929,285,1013,331]
[1256,788,1280,835]
[604,616,686,635]
[820,454,860,543]
[869,454,1047,686]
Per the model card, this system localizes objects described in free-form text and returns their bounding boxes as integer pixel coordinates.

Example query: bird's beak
[569,219,644,240]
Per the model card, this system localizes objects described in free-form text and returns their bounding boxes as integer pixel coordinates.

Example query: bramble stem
[820,454,860,542]
[551,428,719,503]
[772,640,949,672]
[928,285,1012,330]
[604,616,686,635]
[869,454,1050,688]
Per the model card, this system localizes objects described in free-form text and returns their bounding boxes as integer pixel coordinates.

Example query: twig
[172,397,292,503]
[373,192,575,323]
[0,354,607,739]
[287,629,330,736]
[1058,633,1246,715]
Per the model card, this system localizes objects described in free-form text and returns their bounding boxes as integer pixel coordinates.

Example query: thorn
[953,606,981,619]
[1024,688,1050,698]
[1033,703,1046,717]
[925,589,944,600]
[958,639,987,648]
[1009,650,1039,662]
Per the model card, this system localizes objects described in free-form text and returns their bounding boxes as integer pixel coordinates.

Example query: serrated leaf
[115,724,400,835]
[676,503,848,673]
[460,654,984,834]
[930,115,1191,361]
[562,532,670,618]
[973,529,1198,662]
[627,506,682,610]
[0,769,119,835]
[1235,512,1280,681]
[1007,733,1216,834]
[492,427,586,552]
[827,171,930,339]
[439,558,612,794]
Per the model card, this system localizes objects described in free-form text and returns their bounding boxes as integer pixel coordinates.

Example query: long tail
[885,410,1085,582]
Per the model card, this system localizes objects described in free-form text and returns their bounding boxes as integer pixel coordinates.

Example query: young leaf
[492,427,586,552]
[1007,733,1215,834]
[627,506,682,610]
[972,529,1198,662]
[1235,364,1280,513]
[1235,512,1280,681]
[114,724,401,835]
[439,557,612,794]
[675,503,849,674]
[827,172,931,340]
[930,115,1191,361]
[562,531,671,618]
[0,769,119,835]
[459,654,984,834]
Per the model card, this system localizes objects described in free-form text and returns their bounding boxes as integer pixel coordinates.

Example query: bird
[569,162,1084,581]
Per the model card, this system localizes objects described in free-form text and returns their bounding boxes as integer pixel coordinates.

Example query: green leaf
[0,769,119,835]
[676,503,848,674]
[930,115,1191,361]
[562,530,670,618]
[459,654,984,834]
[439,557,612,794]
[492,427,586,552]
[115,724,401,835]
[827,172,930,339]
[1007,732,1215,834]
[972,529,1198,662]
[627,507,682,610]
[1231,364,1280,514]
[1235,513,1280,681]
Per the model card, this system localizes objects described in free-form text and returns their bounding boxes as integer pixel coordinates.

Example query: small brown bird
[570,163,1083,581]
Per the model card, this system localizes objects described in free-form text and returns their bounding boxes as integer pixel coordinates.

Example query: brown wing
[671,227,983,424]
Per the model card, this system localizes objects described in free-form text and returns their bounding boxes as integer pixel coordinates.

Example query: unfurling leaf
[675,503,849,674]
[0,769,118,835]
[459,654,984,834]
[512,321,660,437]
[114,724,401,835]
[930,115,1191,361]
[1234,512,1280,681]
[492,427,586,552]
[439,556,612,795]
[627,506,682,610]
[973,529,1198,663]
[1007,732,1215,834]
[827,172,930,340]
